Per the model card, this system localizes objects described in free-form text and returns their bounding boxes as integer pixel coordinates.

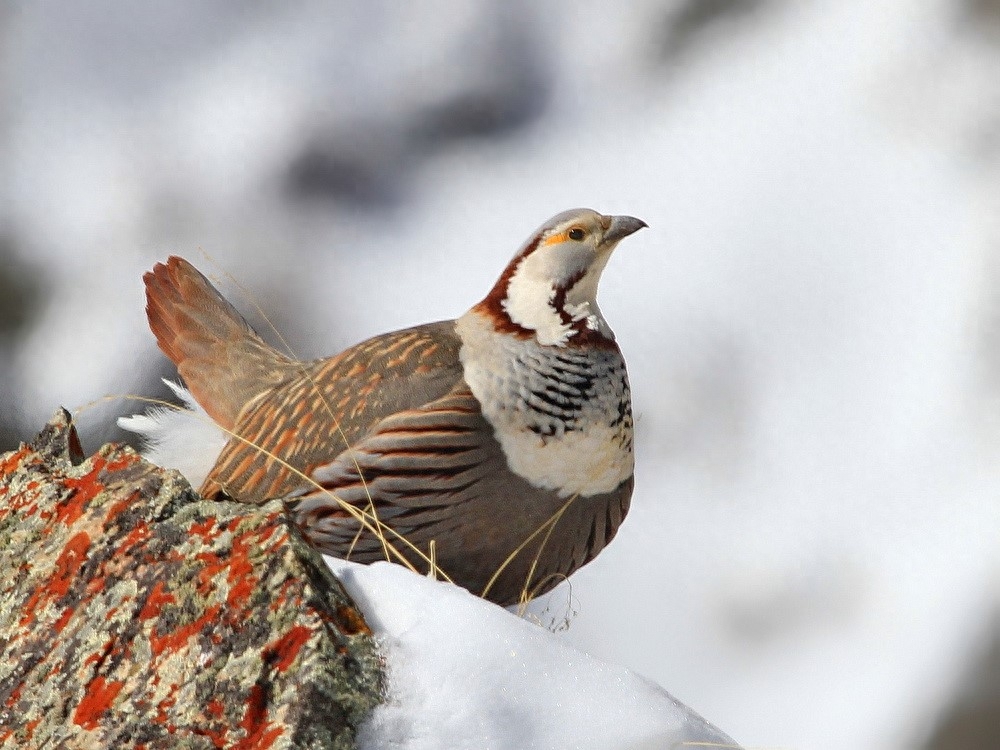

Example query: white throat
[501,250,613,346]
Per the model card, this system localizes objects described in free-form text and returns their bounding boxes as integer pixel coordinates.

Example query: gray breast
[517,346,631,441]
[457,310,634,498]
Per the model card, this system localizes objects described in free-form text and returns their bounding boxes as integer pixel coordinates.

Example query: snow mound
[327,557,739,750]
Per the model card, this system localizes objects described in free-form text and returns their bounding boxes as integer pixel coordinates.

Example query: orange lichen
[265,625,312,672]
[334,603,372,636]
[19,531,91,627]
[73,676,125,729]
[233,684,282,750]
[148,604,221,655]
[139,581,177,620]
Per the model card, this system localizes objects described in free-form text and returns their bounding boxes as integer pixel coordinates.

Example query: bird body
[122,208,645,605]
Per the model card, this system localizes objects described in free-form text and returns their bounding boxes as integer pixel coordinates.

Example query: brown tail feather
[144,256,295,429]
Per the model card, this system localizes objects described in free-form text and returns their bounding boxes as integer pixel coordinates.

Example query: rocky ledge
[0,410,382,749]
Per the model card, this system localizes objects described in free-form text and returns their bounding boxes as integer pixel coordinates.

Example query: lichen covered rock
[0,410,382,749]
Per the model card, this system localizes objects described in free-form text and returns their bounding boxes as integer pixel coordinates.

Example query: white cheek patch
[502,256,573,347]
[501,248,612,346]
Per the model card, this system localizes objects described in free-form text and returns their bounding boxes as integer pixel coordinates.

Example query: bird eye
[567,227,585,241]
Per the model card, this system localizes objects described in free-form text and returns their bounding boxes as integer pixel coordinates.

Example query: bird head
[475,208,647,347]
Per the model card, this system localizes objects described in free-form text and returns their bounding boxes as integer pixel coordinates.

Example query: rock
[0,409,382,749]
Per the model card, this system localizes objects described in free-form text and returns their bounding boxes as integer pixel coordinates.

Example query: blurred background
[1,1,999,748]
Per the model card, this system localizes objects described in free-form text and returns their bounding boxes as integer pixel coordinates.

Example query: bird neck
[472,250,616,348]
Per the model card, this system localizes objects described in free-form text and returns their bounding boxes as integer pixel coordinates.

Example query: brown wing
[200,320,464,502]
[289,383,501,559]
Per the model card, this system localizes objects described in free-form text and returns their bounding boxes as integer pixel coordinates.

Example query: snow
[4,1,1000,749]
[327,557,740,750]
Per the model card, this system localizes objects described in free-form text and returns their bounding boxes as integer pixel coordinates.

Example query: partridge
[122,209,646,606]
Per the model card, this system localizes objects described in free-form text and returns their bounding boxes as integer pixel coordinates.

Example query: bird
[120,208,646,606]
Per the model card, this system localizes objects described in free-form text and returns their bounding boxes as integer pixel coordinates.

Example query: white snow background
[2,1,1000,749]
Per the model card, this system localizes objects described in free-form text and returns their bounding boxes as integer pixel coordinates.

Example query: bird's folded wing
[199,321,466,503]
[288,385,501,557]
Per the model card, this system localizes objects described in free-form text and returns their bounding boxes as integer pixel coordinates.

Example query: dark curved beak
[602,215,648,246]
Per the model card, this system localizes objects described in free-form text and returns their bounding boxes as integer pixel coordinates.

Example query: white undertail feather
[118,379,227,488]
